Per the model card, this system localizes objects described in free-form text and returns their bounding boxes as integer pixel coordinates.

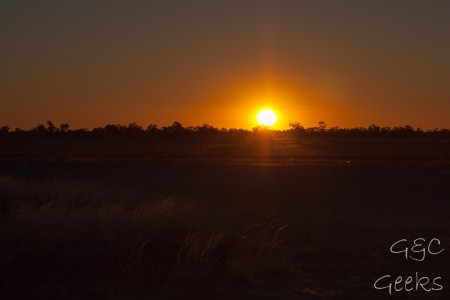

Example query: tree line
[1,120,449,138]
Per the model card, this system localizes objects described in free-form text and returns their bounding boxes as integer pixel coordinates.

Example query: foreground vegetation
[1,161,450,299]
[0,176,293,299]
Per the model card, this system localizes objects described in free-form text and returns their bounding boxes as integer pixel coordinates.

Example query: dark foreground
[1,160,450,299]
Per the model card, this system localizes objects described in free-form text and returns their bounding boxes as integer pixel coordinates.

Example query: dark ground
[1,160,450,299]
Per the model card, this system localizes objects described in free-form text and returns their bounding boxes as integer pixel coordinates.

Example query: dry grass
[0,175,293,298]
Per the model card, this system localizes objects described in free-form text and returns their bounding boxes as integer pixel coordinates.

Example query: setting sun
[257,109,277,127]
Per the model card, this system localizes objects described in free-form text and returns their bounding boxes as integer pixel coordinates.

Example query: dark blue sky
[1,0,449,129]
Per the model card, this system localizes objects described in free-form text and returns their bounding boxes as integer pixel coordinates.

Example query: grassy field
[1,135,449,164]
[1,159,450,299]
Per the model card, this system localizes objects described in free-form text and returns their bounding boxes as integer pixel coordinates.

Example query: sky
[1,0,449,130]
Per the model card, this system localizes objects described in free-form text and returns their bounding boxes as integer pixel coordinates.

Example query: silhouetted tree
[318,121,327,132]
[73,128,89,137]
[328,126,340,133]
[31,123,48,135]
[0,126,10,135]
[368,124,381,133]
[104,124,126,136]
[289,122,305,131]
[46,121,57,133]
[381,127,391,134]
[162,121,185,136]
[60,123,70,133]
[194,124,218,135]
[144,124,159,138]
[146,124,158,133]
[125,122,144,136]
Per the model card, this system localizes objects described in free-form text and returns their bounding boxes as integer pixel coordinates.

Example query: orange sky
[1,1,449,130]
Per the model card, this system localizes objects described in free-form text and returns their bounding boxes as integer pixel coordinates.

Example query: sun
[257,109,277,127]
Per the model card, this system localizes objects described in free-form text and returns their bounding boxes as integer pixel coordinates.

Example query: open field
[1,135,450,166]
[1,159,450,299]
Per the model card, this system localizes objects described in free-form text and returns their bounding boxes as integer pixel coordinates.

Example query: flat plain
[1,136,450,299]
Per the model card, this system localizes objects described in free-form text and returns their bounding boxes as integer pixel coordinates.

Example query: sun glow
[257,109,277,127]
